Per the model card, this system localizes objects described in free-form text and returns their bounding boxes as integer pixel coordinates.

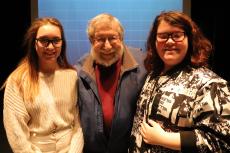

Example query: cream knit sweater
[3,69,83,153]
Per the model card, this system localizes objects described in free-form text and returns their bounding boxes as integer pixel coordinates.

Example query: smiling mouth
[164,48,178,51]
[101,51,115,55]
[44,52,56,57]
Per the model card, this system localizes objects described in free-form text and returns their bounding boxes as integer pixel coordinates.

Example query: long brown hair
[3,17,73,101]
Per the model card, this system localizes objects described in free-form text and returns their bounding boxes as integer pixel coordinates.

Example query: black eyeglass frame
[156,32,186,42]
[35,37,63,48]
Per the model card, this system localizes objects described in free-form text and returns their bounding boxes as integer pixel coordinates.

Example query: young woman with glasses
[2,17,83,153]
[129,11,230,153]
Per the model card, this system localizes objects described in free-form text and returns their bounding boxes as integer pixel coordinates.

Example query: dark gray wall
[191,1,229,81]
[0,1,31,152]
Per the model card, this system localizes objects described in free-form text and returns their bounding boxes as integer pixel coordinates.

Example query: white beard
[91,46,124,67]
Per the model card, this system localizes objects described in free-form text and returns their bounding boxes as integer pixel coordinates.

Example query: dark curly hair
[144,11,213,76]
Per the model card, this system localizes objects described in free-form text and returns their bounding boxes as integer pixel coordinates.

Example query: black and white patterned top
[129,66,230,153]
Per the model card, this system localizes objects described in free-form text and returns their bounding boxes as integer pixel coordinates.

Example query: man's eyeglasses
[94,35,120,45]
[36,37,62,48]
[156,32,185,42]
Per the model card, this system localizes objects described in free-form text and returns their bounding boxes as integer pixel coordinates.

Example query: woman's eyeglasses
[156,32,185,42]
[36,37,62,48]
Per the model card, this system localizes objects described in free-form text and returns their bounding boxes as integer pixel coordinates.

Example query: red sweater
[95,60,121,137]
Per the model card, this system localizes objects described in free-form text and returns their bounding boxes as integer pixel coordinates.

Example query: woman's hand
[140,119,181,150]
[140,119,165,145]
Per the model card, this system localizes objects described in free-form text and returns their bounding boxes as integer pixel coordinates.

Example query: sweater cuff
[180,131,198,153]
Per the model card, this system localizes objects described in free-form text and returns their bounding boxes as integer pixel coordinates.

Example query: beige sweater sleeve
[3,77,42,153]
[68,107,84,153]
[68,72,84,153]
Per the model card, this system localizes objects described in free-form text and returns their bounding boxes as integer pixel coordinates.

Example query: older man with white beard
[75,13,147,153]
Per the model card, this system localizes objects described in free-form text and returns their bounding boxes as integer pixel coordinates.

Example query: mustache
[99,49,116,54]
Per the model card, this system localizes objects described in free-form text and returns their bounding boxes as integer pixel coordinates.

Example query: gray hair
[87,13,124,42]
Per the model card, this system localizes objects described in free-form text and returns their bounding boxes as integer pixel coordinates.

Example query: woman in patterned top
[129,11,230,153]
[2,17,83,153]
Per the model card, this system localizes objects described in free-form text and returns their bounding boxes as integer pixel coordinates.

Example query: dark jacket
[75,46,147,153]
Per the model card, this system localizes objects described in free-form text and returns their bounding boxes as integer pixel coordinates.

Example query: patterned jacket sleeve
[3,77,42,153]
[183,78,230,152]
